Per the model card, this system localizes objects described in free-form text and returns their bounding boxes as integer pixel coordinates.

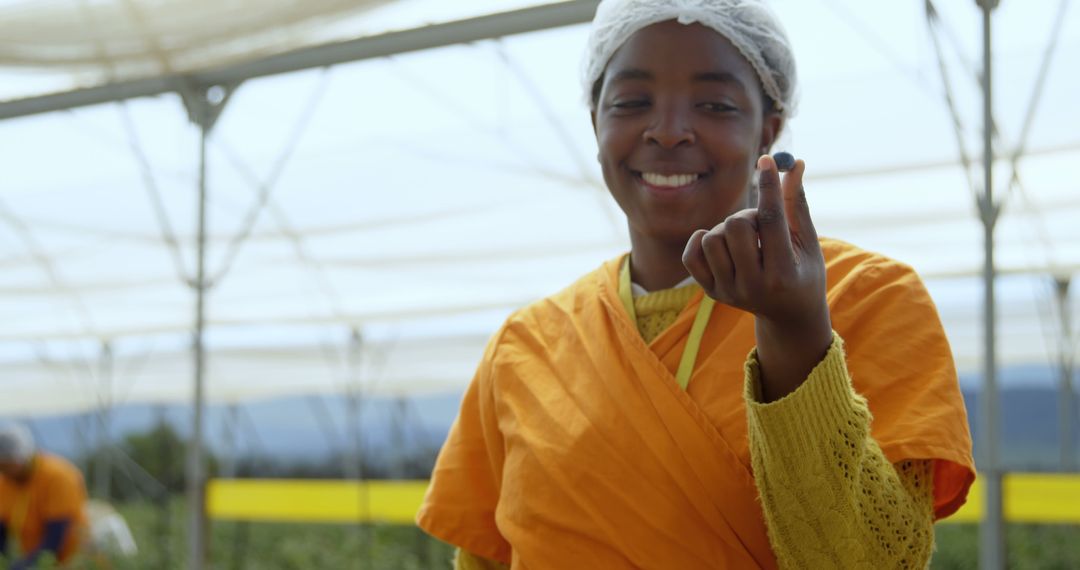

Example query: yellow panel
[208,474,1080,525]
[367,480,431,522]
[943,478,983,523]
[1004,474,1080,523]
[206,479,428,524]
[940,473,1080,524]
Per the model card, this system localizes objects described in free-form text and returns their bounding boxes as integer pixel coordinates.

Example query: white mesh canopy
[0,0,388,68]
[0,0,552,101]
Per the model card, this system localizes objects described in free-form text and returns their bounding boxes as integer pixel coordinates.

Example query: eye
[609,99,650,112]
[699,102,738,113]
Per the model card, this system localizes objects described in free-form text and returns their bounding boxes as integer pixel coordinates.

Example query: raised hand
[682,154,833,401]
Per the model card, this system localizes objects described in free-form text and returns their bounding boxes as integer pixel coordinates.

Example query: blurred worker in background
[0,423,88,568]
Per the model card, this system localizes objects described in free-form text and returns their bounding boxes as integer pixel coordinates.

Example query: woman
[418,1,974,568]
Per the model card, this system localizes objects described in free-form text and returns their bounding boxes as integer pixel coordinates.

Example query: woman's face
[592,20,781,247]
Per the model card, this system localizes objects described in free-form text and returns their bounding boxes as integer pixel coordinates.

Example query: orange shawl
[418,238,974,569]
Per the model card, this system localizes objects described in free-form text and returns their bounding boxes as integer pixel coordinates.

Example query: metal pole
[154,405,173,570]
[222,403,240,479]
[391,397,408,479]
[187,106,210,570]
[344,327,370,568]
[177,82,232,570]
[344,328,363,482]
[95,340,114,500]
[977,1,1005,568]
[1056,277,1074,470]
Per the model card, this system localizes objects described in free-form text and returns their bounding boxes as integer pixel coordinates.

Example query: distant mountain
[21,392,462,468]
[961,387,1077,470]
[13,365,1080,474]
[959,366,1079,470]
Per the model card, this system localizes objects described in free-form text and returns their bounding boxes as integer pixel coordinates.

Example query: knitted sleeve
[744,332,936,569]
[454,548,509,570]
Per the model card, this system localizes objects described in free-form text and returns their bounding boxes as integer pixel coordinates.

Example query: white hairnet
[583,0,797,117]
[0,422,36,465]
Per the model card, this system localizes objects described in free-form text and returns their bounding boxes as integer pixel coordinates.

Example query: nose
[643,103,696,149]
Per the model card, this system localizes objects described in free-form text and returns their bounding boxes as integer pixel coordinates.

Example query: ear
[758,113,784,154]
[590,109,598,137]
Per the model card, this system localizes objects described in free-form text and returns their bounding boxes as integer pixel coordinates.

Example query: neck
[628,232,692,292]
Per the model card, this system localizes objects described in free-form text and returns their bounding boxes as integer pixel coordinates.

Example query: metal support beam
[390,397,408,479]
[94,340,114,500]
[181,83,231,570]
[153,406,173,570]
[343,327,364,483]
[343,327,370,568]
[976,1,1005,569]
[1055,277,1075,470]
[222,404,241,479]
[188,112,210,570]
[0,1,600,122]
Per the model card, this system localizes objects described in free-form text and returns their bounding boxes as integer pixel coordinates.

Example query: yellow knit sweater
[454,286,936,569]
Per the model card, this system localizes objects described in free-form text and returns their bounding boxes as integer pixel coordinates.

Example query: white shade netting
[0,0,554,101]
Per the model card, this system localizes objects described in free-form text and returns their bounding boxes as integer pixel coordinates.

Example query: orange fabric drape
[417,238,974,569]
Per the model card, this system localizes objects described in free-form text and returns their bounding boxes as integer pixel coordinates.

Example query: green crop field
[108,500,455,569]
[8,499,1080,569]
[932,524,1080,570]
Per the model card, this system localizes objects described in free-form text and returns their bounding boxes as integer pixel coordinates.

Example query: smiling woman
[416,1,974,569]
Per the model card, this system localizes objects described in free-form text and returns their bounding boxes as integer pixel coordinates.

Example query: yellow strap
[675,295,715,390]
[618,256,637,322]
[619,256,715,390]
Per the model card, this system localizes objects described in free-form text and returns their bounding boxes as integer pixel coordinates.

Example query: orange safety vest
[418,238,975,569]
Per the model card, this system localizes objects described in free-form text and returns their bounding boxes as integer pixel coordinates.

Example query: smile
[636,171,702,189]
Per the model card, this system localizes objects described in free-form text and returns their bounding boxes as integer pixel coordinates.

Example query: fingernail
[773,151,795,172]
[757,154,772,170]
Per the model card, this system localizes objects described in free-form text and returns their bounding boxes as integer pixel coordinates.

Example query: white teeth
[641,172,698,187]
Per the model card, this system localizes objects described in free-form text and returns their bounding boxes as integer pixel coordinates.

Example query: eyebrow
[692,71,748,92]
[609,68,652,82]
[609,69,749,93]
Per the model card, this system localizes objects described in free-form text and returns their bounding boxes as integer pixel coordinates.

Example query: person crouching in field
[1,423,88,568]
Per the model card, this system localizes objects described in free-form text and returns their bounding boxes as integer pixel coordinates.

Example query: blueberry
[773,151,795,172]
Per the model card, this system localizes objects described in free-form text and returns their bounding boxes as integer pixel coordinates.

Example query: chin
[640,221,700,247]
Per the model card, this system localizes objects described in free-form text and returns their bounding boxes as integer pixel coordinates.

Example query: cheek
[704,127,760,180]
[713,143,755,181]
[596,125,621,161]
[595,126,633,179]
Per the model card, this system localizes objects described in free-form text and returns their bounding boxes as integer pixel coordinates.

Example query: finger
[722,211,763,291]
[781,159,820,250]
[700,228,736,298]
[755,154,796,271]
[683,229,716,292]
